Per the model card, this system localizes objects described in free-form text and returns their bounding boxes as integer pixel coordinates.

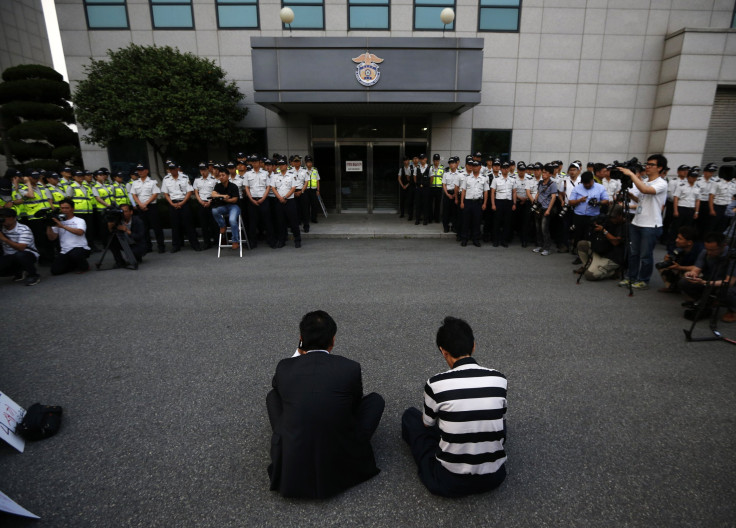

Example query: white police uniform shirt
[246,169,270,199]
[559,176,579,203]
[456,169,469,194]
[512,174,531,201]
[230,174,244,198]
[491,174,514,200]
[442,170,459,194]
[51,216,89,254]
[160,174,193,201]
[666,175,682,202]
[291,167,308,190]
[267,172,277,198]
[673,181,700,209]
[272,170,296,199]
[193,174,217,201]
[462,174,489,200]
[696,176,715,202]
[528,177,542,199]
[129,177,161,204]
[601,177,622,202]
[709,178,734,206]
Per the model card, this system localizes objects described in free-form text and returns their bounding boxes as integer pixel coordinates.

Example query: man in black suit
[266,310,385,498]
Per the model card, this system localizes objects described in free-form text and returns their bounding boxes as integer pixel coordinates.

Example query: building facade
[53,0,736,212]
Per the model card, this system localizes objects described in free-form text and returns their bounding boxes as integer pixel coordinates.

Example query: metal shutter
[702,86,736,166]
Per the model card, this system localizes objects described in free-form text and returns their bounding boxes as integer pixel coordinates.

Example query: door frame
[336,140,403,213]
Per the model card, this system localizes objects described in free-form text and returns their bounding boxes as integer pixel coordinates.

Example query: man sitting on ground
[266,310,385,498]
[46,199,91,275]
[402,316,507,497]
[0,207,41,285]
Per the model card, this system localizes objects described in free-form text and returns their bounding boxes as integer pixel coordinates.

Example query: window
[84,0,129,29]
[471,129,512,161]
[217,0,259,28]
[478,0,520,32]
[150,0,194,29]
[349,0,389,30]
[414,0,454,31]
[282,0,324,29]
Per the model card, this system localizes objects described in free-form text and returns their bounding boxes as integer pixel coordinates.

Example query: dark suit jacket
[268,352,379,498]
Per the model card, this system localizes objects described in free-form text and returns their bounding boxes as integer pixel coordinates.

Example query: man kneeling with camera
[107,203,146,267]
[46,199,91,275]
[574,204,625,281]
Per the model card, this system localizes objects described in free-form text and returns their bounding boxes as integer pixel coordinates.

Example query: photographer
[656,226,702,293]
[107,203,146,267]
[46,198,91,275]
[679,232,731,319]
[575,204,625,281]
[0,208,41,286]
[568,171,609,262]
[531,164,558,256]
[617,154,669,290]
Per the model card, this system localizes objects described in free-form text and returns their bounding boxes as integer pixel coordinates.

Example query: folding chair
[217,214,249,257]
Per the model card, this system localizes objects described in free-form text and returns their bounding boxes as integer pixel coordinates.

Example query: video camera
[610,157,641,190]
[33,209,67,225]
[102,206,124,224]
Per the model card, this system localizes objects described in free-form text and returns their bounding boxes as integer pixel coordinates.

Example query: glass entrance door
[337,142,401,212]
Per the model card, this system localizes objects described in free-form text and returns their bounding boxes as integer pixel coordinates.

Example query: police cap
[704,163,718,172]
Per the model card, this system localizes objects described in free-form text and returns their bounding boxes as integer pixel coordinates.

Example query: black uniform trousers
[26,219,53,265]
[431,187,442,222]
[571,213,594,250]
[295,192,309,231]
[137,206,165,252]
[667,207,695,252]
[169,201,200,250]
[275,199,301,244]
[247,199,274,248]
[305,188,320,223]
[414,187,432,224]
[0,251,38,278]
[197,202,219,247]
[494,199,513,244]
[400,185,414,218]
[442,193,456,232]
[401,407,506,498]
[50,247,90,275]
[75,213,97,250]
[462,199,483,243]
[514,200,532,245]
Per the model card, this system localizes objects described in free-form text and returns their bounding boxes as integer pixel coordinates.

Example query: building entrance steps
[300,214,457,239]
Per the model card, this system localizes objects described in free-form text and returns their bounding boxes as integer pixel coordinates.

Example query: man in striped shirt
[402,316,507,497]
[0,207,41,285]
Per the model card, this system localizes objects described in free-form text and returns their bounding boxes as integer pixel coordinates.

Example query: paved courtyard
[2,237,735,527]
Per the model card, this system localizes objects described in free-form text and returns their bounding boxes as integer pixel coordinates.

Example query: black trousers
[482,205,494,241]
[401,407,506,498]
[296,192,309,230]
[76,213,96,249]
[169,201,200,250]
[442,193,457,232]
[462,200,482,243]
[667,207,695,252]
[26,219,53,264]
[197,202,219,246]
[403,186,415,219]
[110,236,146,265]
[275,199,301,244]
[430,187,442,222]
[571,214,594,250]
[137,206,165,251]
[267,389,384,442]
[0,251,38,277]
[414,187,431,223]
[514,200,532,244]
[305,188,320,222]
[50,247,90,275]
[494,199,513,243]
[247,199,274,248]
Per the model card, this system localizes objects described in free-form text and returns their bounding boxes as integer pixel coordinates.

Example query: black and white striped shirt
[423,357,507,476]
[2,222,38,258]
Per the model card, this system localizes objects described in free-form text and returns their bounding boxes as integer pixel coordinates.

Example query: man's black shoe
[415,220,420,225]
[443,227,449,233]
[492,242,499,247]
[313,218,318,223]
[170,247,180,253]
[681,300,695,308]
[276,241,285,248]
[304,226,310,233]
[295,240,302,248]
[501,243,508,248]
[193,246,203,252]
[473,241,481,247]
[461,240,468,247]
[423,221,428,225]
[158,247,166,254]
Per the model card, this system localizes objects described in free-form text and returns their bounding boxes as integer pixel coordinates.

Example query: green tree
[73,44,249,171]
[0,64,81,170]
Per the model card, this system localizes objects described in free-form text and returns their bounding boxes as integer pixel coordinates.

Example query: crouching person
[575,204,625,281]
[0,207,41,285]
[47,199,91,275]
[402,316,507,498]
[108,204,147,266]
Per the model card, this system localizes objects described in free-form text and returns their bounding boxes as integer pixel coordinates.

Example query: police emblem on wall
[352,51,383,87]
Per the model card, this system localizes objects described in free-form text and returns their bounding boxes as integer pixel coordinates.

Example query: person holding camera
[617,154,669,290]
[46,198,91,275]
[656,226,702,293]
[575,204,624,281]
[678,232,731,319]
[531,164,558,256]
[0,208,41,286]
[107,203,146,267]
[568,171,609,262]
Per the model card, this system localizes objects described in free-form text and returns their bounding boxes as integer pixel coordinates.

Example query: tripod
[96,226,138,271]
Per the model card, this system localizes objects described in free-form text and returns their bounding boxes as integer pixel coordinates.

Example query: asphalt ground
[2,238,736,527]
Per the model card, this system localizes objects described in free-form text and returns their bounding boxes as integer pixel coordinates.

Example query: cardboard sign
[0,391,26,453]
[0,490,40,519]
[345,161,363,172]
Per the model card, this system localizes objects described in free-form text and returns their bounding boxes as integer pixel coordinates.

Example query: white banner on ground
[0,391,26,453]
[0,490,40,519]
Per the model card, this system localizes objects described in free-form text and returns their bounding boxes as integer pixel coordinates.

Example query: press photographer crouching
[656,226,702,293]
[0,207,41,286]
[107,204,146,267]
[575,204,625,281]
[678,232,731,319]
[46,198,91,275]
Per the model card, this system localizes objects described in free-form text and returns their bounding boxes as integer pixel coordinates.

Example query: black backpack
[16,403,63,441]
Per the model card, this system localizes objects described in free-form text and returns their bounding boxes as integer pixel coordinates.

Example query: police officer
[459,160,488,247]
[414,154,431,225]
[110,171,131,207]
[398,156,414,220]
[290,155,310,232]
[64,170,96,251]
[193,162,218,249]
[491,161,516,247]
[304,155,321,224]
[430,154,444,223]
[441,157,460,234]
[245,155,274,249]
[160,162,201,252]
[45,172,66,206]
[272,158,301,248]
[129,163,166,253]
[22,171,54,264]
[513,162,533,247]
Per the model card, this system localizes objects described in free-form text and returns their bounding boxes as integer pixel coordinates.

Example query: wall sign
[352,51,383,87]
[346,161,363,172]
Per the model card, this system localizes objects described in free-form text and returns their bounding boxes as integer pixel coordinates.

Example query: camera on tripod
[610,157,641,190]
[102,206,124,224]
[33,209,67,225]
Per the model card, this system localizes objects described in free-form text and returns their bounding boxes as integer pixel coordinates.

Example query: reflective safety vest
[12,184,28,219]
[111,183,130,206]
[431,165,445,187]
[94,182,114,207]
[68,183,92,214]
[24,186,52,219]
[307,168,319,189]
[47,185,66,205]
[82,182,97,210]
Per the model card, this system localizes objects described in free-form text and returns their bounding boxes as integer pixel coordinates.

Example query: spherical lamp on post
[280,7,295,34]
[440,8,454,35]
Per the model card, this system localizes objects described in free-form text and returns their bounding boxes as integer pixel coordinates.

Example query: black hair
[581,171,594,184]
[647,154,668,172]
[435,316,475,358]
[299,310,337,351]
[542,164,556,174]
[593,163,607,174]
[120,203,133,212]
[58,198,74,208]
[677,225,698,241]
[703,231,725,245]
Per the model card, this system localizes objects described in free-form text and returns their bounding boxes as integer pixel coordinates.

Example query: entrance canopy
[251,37,483,115]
